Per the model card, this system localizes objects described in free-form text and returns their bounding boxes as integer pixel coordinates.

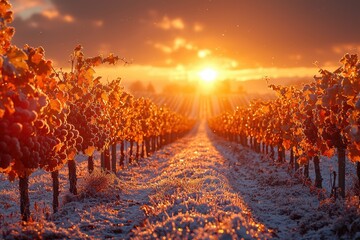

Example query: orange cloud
[42,9,59,19]
[12,0,54,19]
[193,23,204,32]
[153,37,196,54]
[41,9,75,23]
[28,21,39,28]
[12,0,75,23]
[198,49,211,58]
[154,43,173,53]
[93,20,104,27]
[174,38,194,50]
[63,15,75,23]
[157,16,185,30]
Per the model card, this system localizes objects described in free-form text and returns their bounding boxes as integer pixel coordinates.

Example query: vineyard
[209,56,360,199]
[0,0,194,222]
[1,0,360,239]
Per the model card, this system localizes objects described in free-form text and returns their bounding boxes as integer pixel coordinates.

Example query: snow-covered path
[131,122,274,239]
[125,121,351,239]
[1,121,359,239]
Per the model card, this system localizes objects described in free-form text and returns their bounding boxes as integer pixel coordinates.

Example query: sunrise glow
[2,1,360,239]
[199,68,218,83]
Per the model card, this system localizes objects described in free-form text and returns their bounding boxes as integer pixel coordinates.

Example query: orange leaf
[323,148,335,158]
[49,99,62,112]
[282,139,291,150]
[67,147,77,160]
[84,146,95,156]
[31,52,42,65]
[298,156,308,165]
[318,110,327,123]
[308,149,317,157]
[348,153,360,162]
[54,142,64,152]
[84,68,95,86]
[7,46,28,73]
[101,92,108,103]
[58,83,66,91]
[93,76,101,85]
[56,91,68,103]
[3,97,15,114]
[0,107,4,118]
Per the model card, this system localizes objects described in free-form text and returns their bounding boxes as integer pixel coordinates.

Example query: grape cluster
[0,91,46,172]
[67,102,110,154]
[37,121,83,172]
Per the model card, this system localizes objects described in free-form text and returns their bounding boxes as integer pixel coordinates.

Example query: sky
[9,0,360,86]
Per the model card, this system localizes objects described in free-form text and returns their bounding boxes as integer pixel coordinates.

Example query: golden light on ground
[199,68,218,83]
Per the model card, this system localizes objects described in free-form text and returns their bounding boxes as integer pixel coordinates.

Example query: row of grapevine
[0,0,194,221]
[209,54,360,198]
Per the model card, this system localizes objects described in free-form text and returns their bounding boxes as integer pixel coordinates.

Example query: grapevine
[0,0,194,221]
[210,54,360,198]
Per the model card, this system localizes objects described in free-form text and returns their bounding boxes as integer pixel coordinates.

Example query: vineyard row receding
[209,54,360,199]
[0,0,194,222]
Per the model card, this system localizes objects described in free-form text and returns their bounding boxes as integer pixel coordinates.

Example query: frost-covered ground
[0,121,359,239]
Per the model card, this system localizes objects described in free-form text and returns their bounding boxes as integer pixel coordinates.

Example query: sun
[199,68,218,83]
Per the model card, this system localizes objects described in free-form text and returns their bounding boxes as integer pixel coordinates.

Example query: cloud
[10,0,360,70]
[63,14,74,23]
[198,49,211,58]
[11,0,54,19]
[42,9,59,19]
[156,16,185,30]
[153,37,196,54]
[41,9,75,23]
[174,38,193,50]
[193,23,204,32]
[154,43,173,53]
[93,20,104,27]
